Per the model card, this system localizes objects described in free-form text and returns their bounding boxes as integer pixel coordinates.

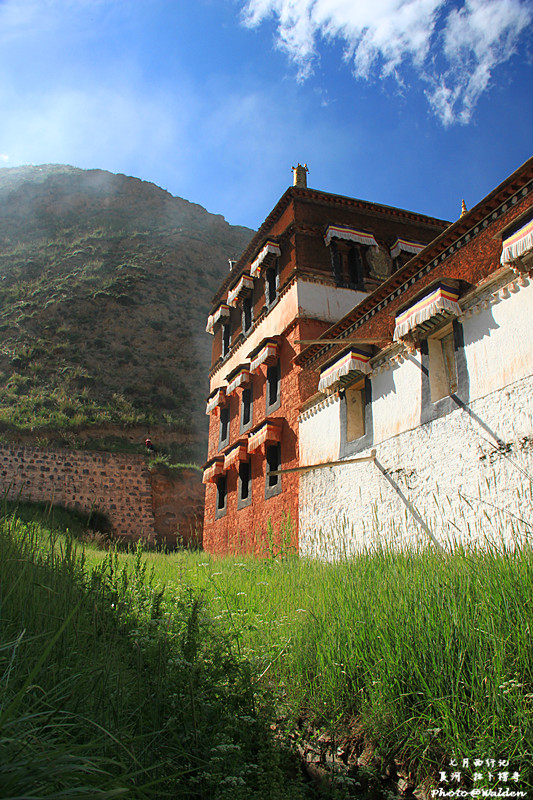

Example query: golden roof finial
[292,163,309,188]
[460,199,468,218]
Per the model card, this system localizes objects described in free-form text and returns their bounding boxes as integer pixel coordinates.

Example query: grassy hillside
[0,165,252,459]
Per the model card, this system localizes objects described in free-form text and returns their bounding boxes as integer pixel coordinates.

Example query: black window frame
[219,406,230,450]
[265,443,282,499]
[242,294,253,335]
[427,324,458,403]
[221,322,231,358]
[344,378,366,442]
[345,245,365,290]
[237,460,252,509]
[265,262,279,307]
[240,383,253,433]
[339,377,374,458]
[265,359,281,414]
[215,474,227,519]
[419,319,470,425]
[329,240,365,290]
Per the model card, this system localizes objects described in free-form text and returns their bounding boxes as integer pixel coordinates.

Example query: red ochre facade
[203,180,451,556]
[296,159,533,370]
[203,318,327,556]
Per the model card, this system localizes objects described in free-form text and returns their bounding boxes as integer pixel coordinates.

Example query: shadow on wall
[150,465,204,549]
[0,444,205,549]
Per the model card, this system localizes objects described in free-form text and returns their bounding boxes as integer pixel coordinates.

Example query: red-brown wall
[307,188,533,361]
[203,319,326,556]
[0,443,204,546]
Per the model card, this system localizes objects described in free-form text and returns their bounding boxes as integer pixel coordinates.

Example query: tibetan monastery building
[202,165,449,556]
[296,156,533,557]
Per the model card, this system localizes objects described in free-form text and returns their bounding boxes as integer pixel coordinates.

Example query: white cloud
[241,0,532,124]
[427,0,532,123]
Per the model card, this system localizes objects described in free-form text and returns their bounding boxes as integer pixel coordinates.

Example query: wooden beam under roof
[294,338,388,345]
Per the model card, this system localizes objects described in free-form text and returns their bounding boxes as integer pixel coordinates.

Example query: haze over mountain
[0,165,253,459]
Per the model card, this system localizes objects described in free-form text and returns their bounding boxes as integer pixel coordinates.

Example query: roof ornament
[292,163,308,188]
[460,199,468,217]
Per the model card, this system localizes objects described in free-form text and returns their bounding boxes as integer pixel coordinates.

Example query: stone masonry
[0,444,156,541]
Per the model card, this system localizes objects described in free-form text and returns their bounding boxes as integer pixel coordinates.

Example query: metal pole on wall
[373,456,444,552]
[269,449,444,552]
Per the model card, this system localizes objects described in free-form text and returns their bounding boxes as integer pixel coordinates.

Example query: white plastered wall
[299,276,533,557]
[210,279,367,392]
[296,280,367,324]
[300,395,342,465]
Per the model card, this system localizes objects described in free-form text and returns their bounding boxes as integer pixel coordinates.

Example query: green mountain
[0,165,253,459]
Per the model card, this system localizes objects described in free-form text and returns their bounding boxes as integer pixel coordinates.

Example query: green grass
[84,541,533,793]
[2,501,532,797]
[147,453,202,471]
[0,511,307,799]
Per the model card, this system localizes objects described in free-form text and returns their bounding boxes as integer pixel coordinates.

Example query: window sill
[237,494,252,510]
[265,481,282,500]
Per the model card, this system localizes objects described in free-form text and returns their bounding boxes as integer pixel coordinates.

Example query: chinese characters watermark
[431,757,527,798]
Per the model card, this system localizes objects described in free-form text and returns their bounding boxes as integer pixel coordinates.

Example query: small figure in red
[145,437,154,452]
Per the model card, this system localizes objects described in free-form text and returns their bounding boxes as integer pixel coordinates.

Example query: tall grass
[0,513,306,799]
[93,540,532,792]
[281,547,533,781]
[4,501,532,795]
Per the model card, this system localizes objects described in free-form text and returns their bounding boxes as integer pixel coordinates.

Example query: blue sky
[0,0,531,229]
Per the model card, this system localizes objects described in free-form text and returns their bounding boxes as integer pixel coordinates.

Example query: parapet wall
[0,444,156,541]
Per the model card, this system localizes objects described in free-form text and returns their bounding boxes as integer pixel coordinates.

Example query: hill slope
[0,165,253,459]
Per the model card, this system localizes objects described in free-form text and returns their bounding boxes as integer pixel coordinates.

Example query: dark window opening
[222,323,231,358]
[265,264,278,306]
[266,361,280,410]
[216,474,227,517]
[330,241,366,289]
[393,252,413,273]
[242,295,253,333]
[329,240,342,284]
[241,386,252,429]
[346,246,365,289]
[219,407,230,447]
[266,444,280,488]
[239,460,251,502]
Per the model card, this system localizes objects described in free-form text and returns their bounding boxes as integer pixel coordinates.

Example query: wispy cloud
[0,82,185,173]
[241,0,531,124]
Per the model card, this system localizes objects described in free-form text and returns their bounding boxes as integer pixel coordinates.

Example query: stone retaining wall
[0,444,156,541]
